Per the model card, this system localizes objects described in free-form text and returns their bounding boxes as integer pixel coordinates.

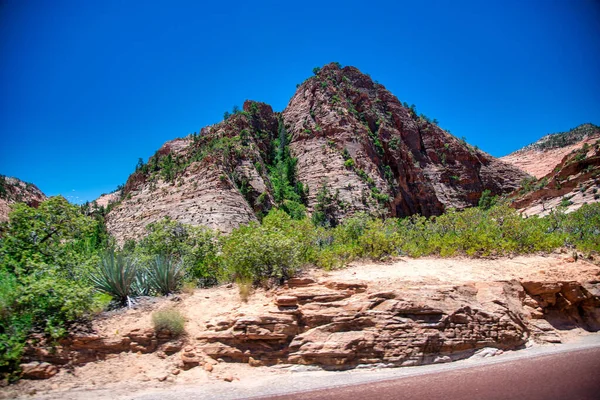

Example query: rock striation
[0,175,46,223]
[195,278,600,369]
[506,132,600,216]
[283,63,529,219]
[23,275,599,378]
[105,64,529,243]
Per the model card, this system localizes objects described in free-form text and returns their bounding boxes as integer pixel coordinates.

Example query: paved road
[255,347,600,400]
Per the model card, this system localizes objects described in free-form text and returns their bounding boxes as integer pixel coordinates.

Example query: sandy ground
[317,254,600,285]
[3,254,600,400]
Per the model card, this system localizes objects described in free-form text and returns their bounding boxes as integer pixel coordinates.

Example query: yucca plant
[147,254,186,295]
[90,251,138,306]
[131,268,151,297]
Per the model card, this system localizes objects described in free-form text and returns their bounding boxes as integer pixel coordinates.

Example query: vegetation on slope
[511,138,600,209]
[2,193,599,381]
[516,123,600,153]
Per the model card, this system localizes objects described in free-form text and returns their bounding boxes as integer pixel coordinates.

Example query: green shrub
[0,197,103,381]
[222,211,304,285]
[135,218,221,287]
[152,308,185,336]
[478,189,497,210]
[314,243,358,270]
[358,219,399,259]
[90,251,138,305]
[146,254,185,295]
[558,202,600,252]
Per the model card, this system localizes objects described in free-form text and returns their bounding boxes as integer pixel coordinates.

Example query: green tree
[0,196,100,278]
[267,120,307,218]
[312,182,340,228]
[478,189,497,210]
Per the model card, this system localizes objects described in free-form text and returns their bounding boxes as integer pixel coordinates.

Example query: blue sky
[1,0,599,203]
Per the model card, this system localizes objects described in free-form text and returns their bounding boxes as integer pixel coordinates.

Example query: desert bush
[558,202,600,251]
[152,308,185,336]
[0,196,102,280]
[0,198,103,380]
[135,218,221,287]
[146,254,186,295]
[358,219,400,259]
[90,251,138,305]
[222,211,304,285]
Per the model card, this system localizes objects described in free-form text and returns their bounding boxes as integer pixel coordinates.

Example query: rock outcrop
[505,131,600,216]
[22,276,600,377]
[283,63,529,219]
[501,123,600,179]
[0,175,46,222]
[23,328,184,368]
[105,63,530,243]
[195,278,600,369]
[106,101,278,244]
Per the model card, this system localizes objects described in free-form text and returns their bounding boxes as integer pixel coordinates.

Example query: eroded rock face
[21,277,600,378]
[195,280,532,369]
[283,63,529,219]
[19,362,58,380]
[507,137,600,217]
[22,328,183,368]
[106,101,277,244]
[0,176,46,222]
[193,279,599,370]
[105,64,530,243]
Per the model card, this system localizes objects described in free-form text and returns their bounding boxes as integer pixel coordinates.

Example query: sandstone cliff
[283,63,529,219]
[105,63,530,244]
[501,124,600,216]
[501,123,600,179]
[0,175,47,223]
[20,255,600,380]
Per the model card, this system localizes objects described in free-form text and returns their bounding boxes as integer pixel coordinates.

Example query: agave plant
[147,254,186,295]
[90,250,138,305]
[131,268,151,297]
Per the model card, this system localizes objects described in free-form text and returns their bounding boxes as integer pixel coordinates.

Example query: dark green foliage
[312,67,321,75]
[478,189,498,210]
[0,196,101,278]
[267,119,307,218]
[89,251,138,304]
[146,254,185,295]
[0,197,103,380]
[135,218,221,287]
[0,175,7,199]
[312,182,341,228]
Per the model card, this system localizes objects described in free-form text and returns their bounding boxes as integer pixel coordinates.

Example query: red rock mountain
[501,123,600,216]
[0,175,47,222]
[106,63,529,244]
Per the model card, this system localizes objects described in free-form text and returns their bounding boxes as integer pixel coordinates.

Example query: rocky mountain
[501,123,600,179]
[500,123,600,216]
[105,63,529,244]
[507,135,600,216]
[0,175,47,223]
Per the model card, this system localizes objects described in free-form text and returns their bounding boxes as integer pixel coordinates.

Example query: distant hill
[501,124,600,179]
[500,124,600,216]
[0,175,47,222]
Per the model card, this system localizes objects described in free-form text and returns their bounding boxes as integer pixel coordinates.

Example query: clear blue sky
[1,0,599,203]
